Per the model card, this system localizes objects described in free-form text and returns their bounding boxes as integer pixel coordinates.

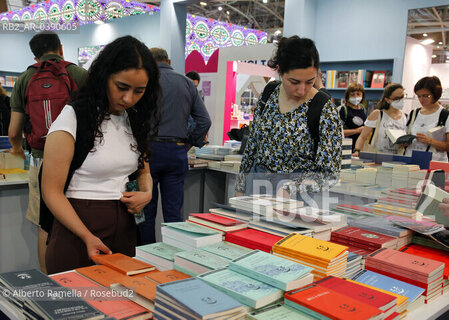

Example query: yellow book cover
[273,234,348,263]
[372,204,415,214]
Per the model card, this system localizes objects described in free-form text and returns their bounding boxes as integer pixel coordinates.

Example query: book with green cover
[163,221,221,235]
[201,241,252,260]
[136,242,183,261]
[247,303,315,320]
[175,249,230,270]
[229,250,313,291]
[198,268,283,309]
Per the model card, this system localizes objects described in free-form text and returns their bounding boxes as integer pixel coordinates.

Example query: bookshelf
[320,59,400,100]
[0,70,21,92]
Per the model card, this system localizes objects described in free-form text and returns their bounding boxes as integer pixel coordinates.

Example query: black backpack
[255,81,330,156]
[406,107,449,157]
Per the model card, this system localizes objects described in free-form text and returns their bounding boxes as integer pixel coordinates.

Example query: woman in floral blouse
[236,36,342,198]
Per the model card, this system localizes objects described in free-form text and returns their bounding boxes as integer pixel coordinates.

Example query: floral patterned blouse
[236,84,342,195]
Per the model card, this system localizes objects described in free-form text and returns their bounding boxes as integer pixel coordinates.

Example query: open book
[416,184,449,226]
[386,128,415,145]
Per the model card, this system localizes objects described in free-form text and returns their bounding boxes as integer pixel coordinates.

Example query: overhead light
[200,1,207,6]
[218,6,222,11]
[226,10,230,15]
[432,54,437,58]
[274,29,281,35]
[439,41,443,45]
[437,46,440,48]
[423,33,428,37]
[94,20,104,25]
[263,0,268,3]
[421,38,435,45]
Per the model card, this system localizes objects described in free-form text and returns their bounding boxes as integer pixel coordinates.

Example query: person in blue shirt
[139,48,211,244]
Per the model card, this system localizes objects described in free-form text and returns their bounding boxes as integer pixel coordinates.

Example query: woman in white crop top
[41,36,161,274]
[353,83,407,156]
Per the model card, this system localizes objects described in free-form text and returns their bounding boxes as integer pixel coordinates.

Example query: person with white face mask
[354,83,407,156]
[338,83,367,151]
[405,76,449,161]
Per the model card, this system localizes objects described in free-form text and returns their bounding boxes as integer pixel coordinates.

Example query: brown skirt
[45,198,137,274]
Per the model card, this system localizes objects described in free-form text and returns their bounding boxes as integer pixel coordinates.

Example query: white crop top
[47,105,139,200]
[364,111,407,154]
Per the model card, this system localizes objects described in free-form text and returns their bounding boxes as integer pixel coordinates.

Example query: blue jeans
[139,142,189,244]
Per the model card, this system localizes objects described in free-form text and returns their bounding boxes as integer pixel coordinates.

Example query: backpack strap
[425,108,449,154]
[258,80,281,115]
[368,110,383,144]
[343,105,348,123]
[38,99,91,234]
[406,107,421,134]
[307,90,331,156]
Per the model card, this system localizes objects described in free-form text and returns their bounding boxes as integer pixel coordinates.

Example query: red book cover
[189,213,240,226]
[400,244,449,279]
[366,248,444,279]
[315,276,397,311]
[75,265,128,287]
[385,312,400,320]
[337,204,373,213]
[370,71,386,88]
[91,253,155,276]
[145,270,191,284]
[51,271,152,320]
[285,283,382,320]
[332,227,397,249]
[224,236,273,253]
[331,234,379,253]
[225,228,282,251]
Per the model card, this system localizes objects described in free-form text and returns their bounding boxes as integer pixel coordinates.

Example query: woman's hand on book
[85,234,112,258]
[416,133,432,145]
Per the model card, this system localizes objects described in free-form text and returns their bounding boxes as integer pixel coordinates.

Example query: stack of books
[186,213,248,234]
[351,269,425,313]
[348,216,413,249]
[229,195,304,217]
[272,234,348,280]
[381,188,421,209]
[369,203,419,219]
[408,169,427,188]
[51,271,153,320]
[365,248,444,303]
[135,242,183,271]
[345,251,364,278]
[229,250,314,291]
[400,243,449,293]
[411,233,449,252]
[173,248,230,276]
[198,268,283,309]
[188,158,211,168]
[200,241,252,261]
[331,226,398,254]
[284,281,384,320]
[0,269,105,320]
[339,170,357,182]
[334,204,374,217]
[154,277,246,319]
[375,165,393,188]
[355,168,377,185]
[161,222,222,251]
[392,165,420,189]
[341,138,352,169]
[225,228,283,253]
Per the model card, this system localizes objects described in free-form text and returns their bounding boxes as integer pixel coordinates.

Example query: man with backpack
[8,31,88,273]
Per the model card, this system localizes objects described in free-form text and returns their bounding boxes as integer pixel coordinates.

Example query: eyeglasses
[416,94,432,100]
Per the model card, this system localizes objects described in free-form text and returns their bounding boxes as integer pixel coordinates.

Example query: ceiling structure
[407,5,449,64]
[147,0,285,38]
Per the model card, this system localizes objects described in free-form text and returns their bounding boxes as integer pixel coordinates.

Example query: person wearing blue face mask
[405,76,449,161]
[338,83,367,152]
[353,83,407,156]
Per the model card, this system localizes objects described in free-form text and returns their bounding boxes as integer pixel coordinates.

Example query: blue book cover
[156,277,244,318]
[351,269,425,302]
[392,154,412,164]
[348,216,409,237]
[410,150,432,170]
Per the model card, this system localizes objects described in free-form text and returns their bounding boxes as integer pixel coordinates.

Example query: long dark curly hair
[73,35,161,168]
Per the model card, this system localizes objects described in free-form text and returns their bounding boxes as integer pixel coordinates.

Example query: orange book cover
[75,264,128,287]
[285,283,382,320]
[115,275,158,302]
[145,270,191,284]
[51,271,152,320]
[91,253,155,275]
